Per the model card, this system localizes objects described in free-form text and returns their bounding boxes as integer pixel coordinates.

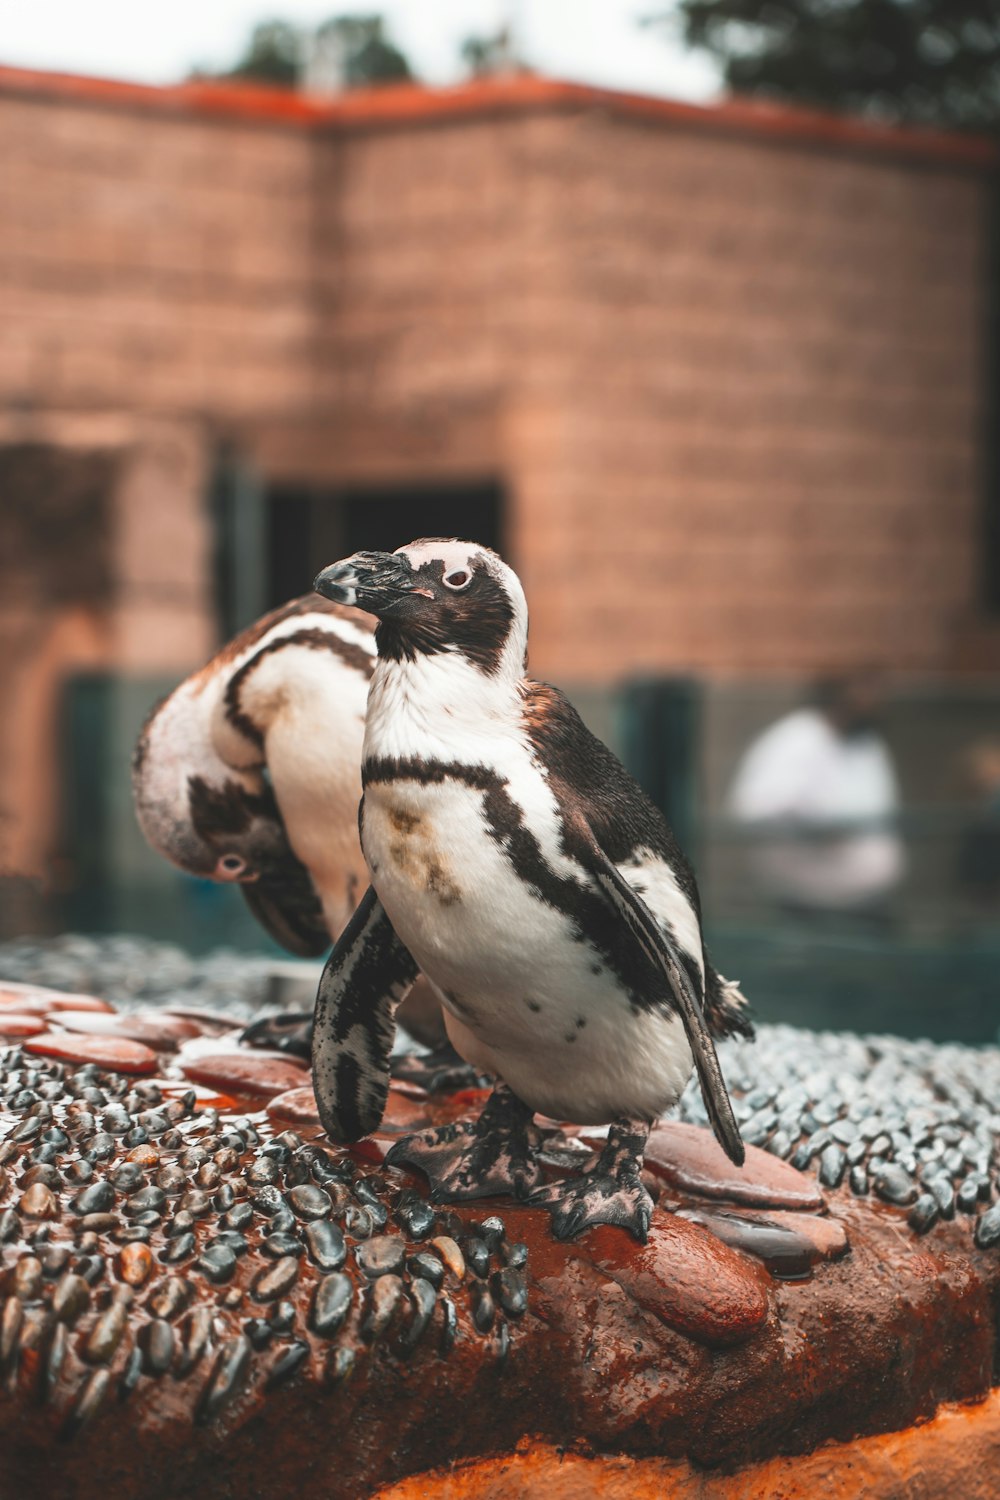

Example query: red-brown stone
[0,984,113,1013]
[180,1051,309,1098]
[0,1013,47,1037]
[53,1010,200,1048]
[266,1086,320,1125]
[580,1217,771,1348]
[23,1031,158,1074]
[642,1121,826,1211]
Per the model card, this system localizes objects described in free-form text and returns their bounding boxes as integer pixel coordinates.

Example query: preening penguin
[311,539,753,1242]
[132,593,374,958]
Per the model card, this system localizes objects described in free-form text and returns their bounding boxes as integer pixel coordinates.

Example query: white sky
[0,0,720,101]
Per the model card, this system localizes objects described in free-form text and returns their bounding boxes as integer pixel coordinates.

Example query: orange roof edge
[0,61,995,169]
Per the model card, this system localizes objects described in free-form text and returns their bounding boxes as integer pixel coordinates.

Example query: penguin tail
[703,963,755,1041]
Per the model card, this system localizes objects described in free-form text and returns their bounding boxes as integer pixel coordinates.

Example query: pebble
[873,1165,918,1207]
[494,1267,528,1317]
[126,1186,166,1217]
[262,1233,303,1260]
[926,1176,956,1219]
[328,1347,356,1385]
[20,1183,58,1219]
[223,1202,253,1232]
[401,1278,437,1352]
[160,1232,195,1264]
[84,1288,132,1363]
[0,1300,23,1369]
[175,1306,213,1375]
[957,1178,980,1215]
[355,1235,406,1279]
[464,1238,490,1279]
[118,1242,154,1287]
[431,1236,465,1281]
[396,1198,436,1240]
[64,1368,111,1439]
[52,1273,91,1324]
[817,1145,846,1189]
[252,1257,299,1302]
[407,1251,445,1290]
[440,1294,458,1353]
[197,1335,251,1424]
[287,1185,332,1221]
[304,1220,346,1272]
[118,1346,143,1401]
[311,1273,353,1337]
[974,1201,1000,1248]
[470,1284,496,1332]
[72,1181,114,1215]
[14,1256,43,1301]
[197,1245,237,1283]
[41,1320,68,1400]
[908,1195,939,1234]
[362,1274,403,1342]
[266,1341,309,1389]
[143,1318,175,1375]
[245,1318,273,1350]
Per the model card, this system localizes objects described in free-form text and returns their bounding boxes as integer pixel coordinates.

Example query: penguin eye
[443,570,471,590]
[219,854,245,874]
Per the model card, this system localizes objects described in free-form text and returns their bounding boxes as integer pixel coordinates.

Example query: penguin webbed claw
[390,1042,487,1095]
[528,1119,654,1244]
[240,1011,314,1059]
[385,1082,542,1202]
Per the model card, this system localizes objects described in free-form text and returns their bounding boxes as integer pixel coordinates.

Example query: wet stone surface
[0,931,998,1481]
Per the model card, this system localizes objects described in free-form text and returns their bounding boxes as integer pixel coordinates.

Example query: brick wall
[0,73,993,697]
[311,101,991,681]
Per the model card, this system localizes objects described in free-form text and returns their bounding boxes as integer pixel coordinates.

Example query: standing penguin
[311,539,752,1242]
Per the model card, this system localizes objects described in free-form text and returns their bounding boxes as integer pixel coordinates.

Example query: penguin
[309,539,753,1242]
[133,592,456,1059]
[132,592,375,956]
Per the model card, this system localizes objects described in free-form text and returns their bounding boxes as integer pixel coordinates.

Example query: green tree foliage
[224,19,301,86]
[209,12,413,89]
[315,14,412,86]
[657,0,1000,128]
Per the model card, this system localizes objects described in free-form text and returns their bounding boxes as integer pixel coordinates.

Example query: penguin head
[314,539,527,677]
[132,679,288,883]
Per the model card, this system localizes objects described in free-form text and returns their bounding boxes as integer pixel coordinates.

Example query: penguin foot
[528,1118,653,1243]
[239,1011,314,1060]
[390,1043,485,1095]
[385,1082,542,1202]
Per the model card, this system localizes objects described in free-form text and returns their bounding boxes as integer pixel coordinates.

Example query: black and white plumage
[311,539,753,1241]
[132,594,376,959]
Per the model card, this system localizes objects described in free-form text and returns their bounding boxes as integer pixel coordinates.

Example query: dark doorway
[265,480,505,612]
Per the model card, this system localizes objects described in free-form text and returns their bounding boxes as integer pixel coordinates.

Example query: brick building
[0,63,997,898]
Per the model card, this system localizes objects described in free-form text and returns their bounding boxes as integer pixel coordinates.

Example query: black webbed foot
[528,1119,654,1243]
[385,1083,542,1202]
[389,1042,485,1095]
[240,1011,314,1059]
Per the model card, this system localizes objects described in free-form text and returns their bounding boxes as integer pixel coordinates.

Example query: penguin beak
[314,553,417,614]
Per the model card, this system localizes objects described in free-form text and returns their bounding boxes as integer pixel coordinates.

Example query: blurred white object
[728,707,904,911]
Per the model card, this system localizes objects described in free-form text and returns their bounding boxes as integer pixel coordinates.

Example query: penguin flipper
[311,885,419,1143]
[582,838,746,1168]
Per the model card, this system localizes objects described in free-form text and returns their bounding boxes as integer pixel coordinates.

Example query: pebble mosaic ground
[0,933,998,1497]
